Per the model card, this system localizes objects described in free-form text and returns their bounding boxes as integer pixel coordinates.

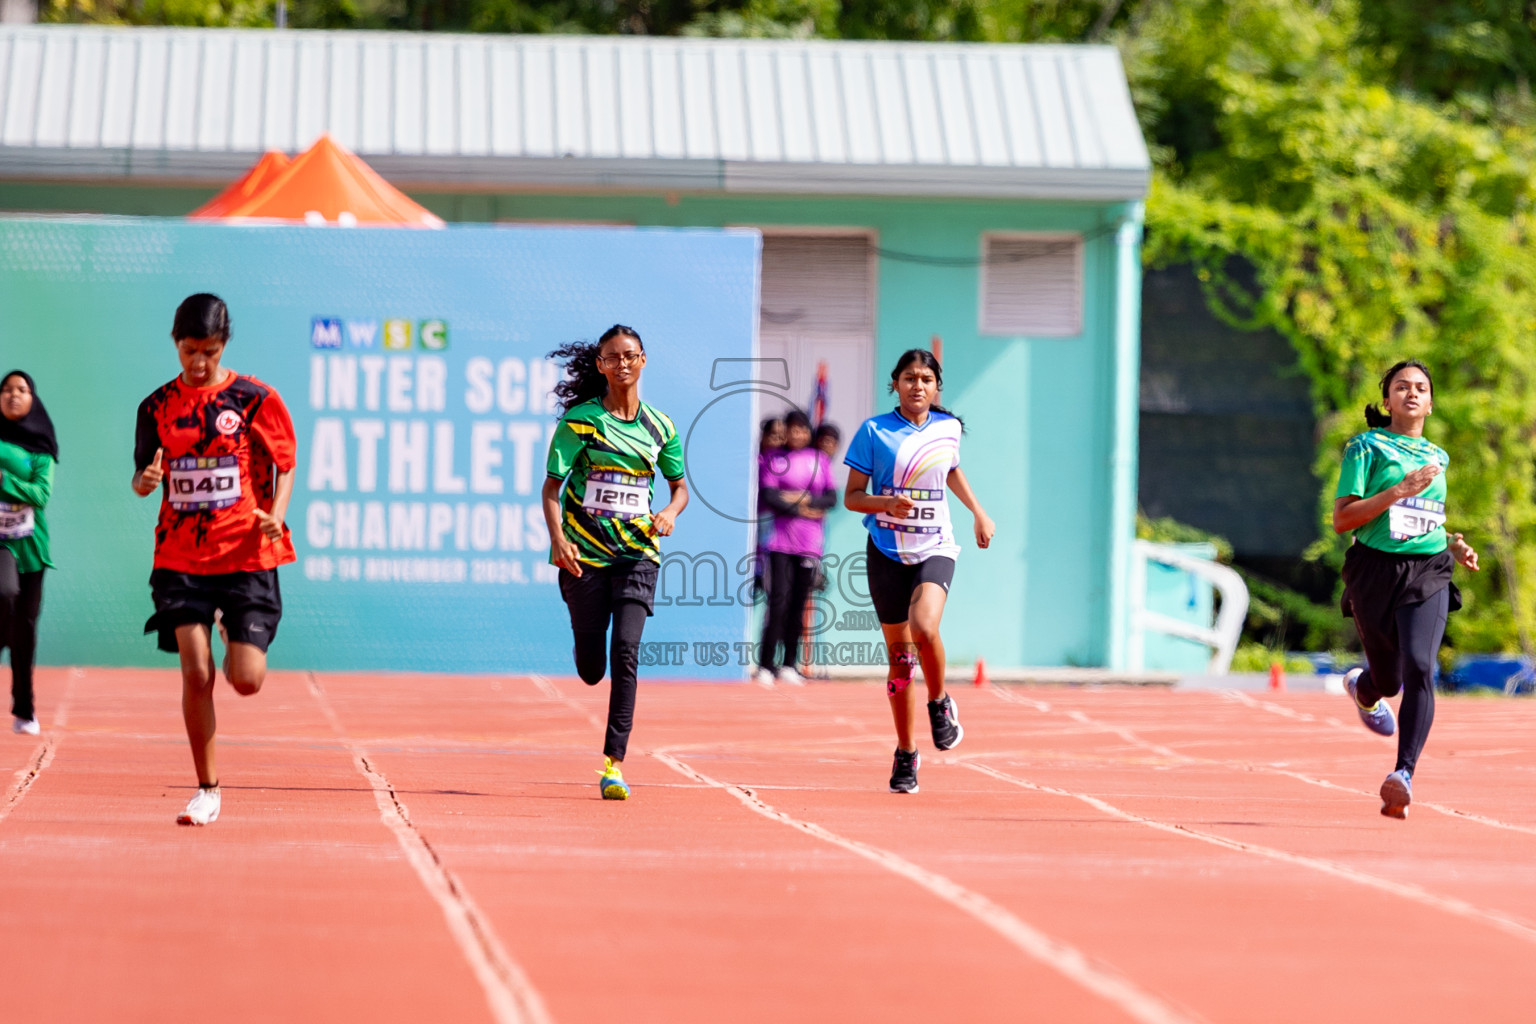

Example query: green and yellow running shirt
[1336,428,1450,556]
[546,398,685,566]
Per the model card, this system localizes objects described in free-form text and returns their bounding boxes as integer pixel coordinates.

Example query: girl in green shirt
[542,325,688,801]
[0,371,58,737]
[1333,359,1479,820]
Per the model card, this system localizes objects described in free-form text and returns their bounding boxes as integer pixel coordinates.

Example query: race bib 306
[875,486,950,535]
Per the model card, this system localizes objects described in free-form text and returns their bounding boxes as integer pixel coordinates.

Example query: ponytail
[1365,358,1433,429]
[549,341,606,415]
[548,324,645,416]
[1363,404,1392,428]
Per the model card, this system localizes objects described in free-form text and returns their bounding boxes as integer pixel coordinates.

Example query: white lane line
[307,673,553,1024]
[961,759,1536,946]
[653,749,1200,1024]
[995,687,1536,839]
[529,674,603,729]
[1218,690,1352,731]
[1212,692,1536,836]
[0,667,78,825]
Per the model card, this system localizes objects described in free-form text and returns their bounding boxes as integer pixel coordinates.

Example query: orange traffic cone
[973,658,989,688]
[1268,662,1285,692]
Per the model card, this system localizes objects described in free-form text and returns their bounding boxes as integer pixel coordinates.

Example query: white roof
[0,26,1149,200]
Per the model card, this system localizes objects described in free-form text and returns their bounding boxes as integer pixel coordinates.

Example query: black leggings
[0,552,44,722]
[559,563,655,762]
[1353,586,1448,776]
[759,552,818,673]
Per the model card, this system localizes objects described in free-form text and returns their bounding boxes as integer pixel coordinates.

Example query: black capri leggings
[558,560,657,762]
[1352,586,1449,776]
[0,550,44,723]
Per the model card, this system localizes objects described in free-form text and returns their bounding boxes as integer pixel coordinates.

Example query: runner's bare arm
[542,477,583,576]
[1332,463,1439,533]
[1449,532,1481,571]
[650,477,688,537]
[947,467,995,549]
[843,468,911,516]
[132,448,164,497]
[253,467,295,541]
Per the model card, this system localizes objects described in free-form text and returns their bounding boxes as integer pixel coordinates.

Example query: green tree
[1130,0,1536,654]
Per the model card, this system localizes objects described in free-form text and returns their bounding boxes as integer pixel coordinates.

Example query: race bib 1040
[167,455,242,512]
[0,501,34,540]
[581,470,651,520]
[1388,495,1446,541]
[875,486,950,535]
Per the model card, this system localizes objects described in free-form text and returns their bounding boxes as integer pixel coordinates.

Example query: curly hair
[549,324,643,415]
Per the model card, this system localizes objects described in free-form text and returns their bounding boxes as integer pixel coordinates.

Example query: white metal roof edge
[0,22,1124,56]
[0,147,1149,200]
[0,24,1150,193]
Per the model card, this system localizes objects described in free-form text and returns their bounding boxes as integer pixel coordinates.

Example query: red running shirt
[134,374,298,574]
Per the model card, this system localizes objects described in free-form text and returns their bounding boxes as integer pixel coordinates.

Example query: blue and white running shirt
[844,408,963,565]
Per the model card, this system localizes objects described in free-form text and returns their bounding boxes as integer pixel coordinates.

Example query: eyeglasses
[598,352,643,367]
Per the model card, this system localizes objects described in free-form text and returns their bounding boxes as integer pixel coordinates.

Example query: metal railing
[1127,540,1249,675]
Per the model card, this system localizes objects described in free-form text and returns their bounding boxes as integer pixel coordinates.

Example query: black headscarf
[0,371,59,462]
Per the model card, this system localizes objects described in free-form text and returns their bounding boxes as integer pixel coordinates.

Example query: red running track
[1,668,1534,1023]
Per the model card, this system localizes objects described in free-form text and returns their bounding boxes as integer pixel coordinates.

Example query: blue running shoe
[1380,769,1411,819]
[597,757,630,801]
[1344,667,1396,737]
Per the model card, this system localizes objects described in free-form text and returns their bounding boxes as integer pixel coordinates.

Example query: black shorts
[145,568,283,654]
[865,538,955,625]
[559,559,660,626]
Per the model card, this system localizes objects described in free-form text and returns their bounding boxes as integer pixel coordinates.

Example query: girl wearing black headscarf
[0,371,57,736]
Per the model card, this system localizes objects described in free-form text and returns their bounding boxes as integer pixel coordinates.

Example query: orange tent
[189,150,292,219]
[193,135,443,228]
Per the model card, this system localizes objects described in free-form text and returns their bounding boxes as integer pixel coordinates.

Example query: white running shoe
[177,787,221,826]
[776,668,807,686]
[11,717,39,736]
[754,667,777,687]
[1343,667,1397,737]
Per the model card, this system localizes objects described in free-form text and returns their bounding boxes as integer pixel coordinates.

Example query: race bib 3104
[1388,495,1446,541]
[167,455,242,512]
[581,470,651,520]
[0,502,34,540]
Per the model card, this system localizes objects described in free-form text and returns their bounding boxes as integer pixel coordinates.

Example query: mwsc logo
[311,317,449,350]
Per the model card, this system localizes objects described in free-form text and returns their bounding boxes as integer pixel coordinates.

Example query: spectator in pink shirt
[755,410,835,685]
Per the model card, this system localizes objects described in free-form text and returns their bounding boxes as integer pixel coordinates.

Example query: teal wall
[0,181,1143,669]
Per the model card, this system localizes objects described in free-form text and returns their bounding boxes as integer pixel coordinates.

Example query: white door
[756,234,876,480]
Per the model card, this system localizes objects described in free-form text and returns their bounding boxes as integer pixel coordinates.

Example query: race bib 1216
[581,470,651,520]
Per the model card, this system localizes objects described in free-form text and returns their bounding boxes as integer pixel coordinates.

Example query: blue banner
[0,219,761,677]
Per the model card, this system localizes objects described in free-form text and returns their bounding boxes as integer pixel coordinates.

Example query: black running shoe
[928,693,964,751]
[889,748,920,794]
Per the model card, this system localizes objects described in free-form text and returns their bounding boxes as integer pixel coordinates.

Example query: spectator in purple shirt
[755,410,835,685]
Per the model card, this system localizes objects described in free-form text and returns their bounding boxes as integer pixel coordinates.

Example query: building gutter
[0,147,1150,202]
